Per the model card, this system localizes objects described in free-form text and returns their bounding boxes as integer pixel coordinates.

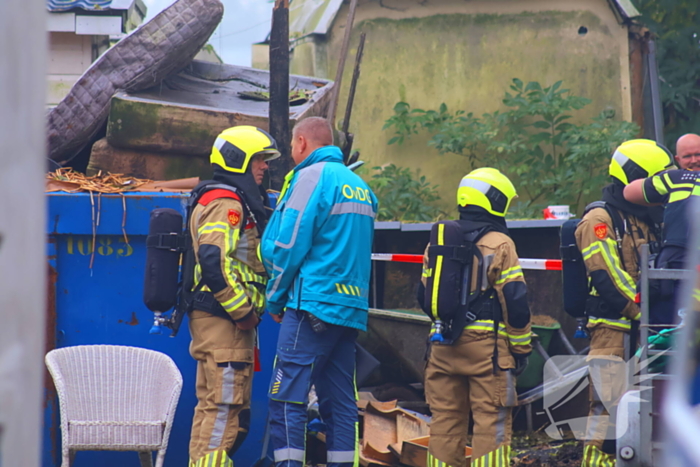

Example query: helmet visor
[257,149,282,162]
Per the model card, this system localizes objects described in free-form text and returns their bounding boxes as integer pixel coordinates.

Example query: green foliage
[636,0,700,148]
[367,164,445,222]
[383,79,639,217]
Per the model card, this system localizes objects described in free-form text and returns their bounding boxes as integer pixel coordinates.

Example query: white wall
[0,0,47,466]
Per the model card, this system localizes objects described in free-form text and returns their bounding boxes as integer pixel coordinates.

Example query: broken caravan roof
[286,0,641,44]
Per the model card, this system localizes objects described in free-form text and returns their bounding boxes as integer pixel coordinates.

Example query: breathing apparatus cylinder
[143,208,185,334]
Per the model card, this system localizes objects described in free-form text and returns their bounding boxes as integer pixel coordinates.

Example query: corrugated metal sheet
[610,0,641,19]
[47,0,134,12]
[289,0,343,38]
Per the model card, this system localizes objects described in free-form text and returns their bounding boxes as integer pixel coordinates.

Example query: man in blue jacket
[261,117,377,467]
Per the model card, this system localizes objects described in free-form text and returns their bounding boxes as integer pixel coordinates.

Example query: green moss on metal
[108,98,160,145]
[108,97,220,155]
[162,156,210,180]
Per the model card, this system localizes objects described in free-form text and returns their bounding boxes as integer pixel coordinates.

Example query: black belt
[191,291,233,321]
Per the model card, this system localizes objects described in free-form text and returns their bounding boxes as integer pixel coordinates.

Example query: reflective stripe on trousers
[190,450,234,467]
[427,450,453,467]
[470,445,511,467]
[581,444,615,467]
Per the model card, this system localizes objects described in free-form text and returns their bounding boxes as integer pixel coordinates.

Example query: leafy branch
[383,79,639,217]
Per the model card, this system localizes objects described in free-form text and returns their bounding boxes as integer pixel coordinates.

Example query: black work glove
[512,354,529,377]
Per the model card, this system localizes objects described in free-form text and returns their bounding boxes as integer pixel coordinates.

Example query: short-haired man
[261,117,378,467]
[675,133,700,171]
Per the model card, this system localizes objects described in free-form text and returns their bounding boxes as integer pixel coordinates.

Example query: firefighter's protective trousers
[189,311,254,467]
[425,335,516,467]
[188,192,267,466]
[268,309,358,467]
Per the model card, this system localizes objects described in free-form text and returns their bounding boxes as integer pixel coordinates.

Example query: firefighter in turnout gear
[575,139,671,466]
[420,168,532,467]
[188,126,280,467]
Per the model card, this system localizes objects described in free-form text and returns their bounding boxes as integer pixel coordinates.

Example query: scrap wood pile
[46,168,199,194]
[47,168,151,193]
[307,396,471,467]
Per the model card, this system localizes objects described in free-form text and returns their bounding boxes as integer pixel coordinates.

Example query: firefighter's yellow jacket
[575,206,657,353]
[190,191,267,321]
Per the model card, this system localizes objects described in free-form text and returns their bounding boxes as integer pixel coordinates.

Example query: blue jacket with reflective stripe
[261,146,378,331]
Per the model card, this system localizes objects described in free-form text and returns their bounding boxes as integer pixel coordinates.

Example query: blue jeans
[268,309,358,467]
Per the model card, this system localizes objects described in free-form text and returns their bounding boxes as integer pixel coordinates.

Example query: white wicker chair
[45,345,183,467]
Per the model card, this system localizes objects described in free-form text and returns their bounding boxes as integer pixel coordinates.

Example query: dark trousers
[268,309,358,467]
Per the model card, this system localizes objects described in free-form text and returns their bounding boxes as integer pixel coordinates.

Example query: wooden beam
[327,0,359,128]
[268,0,292,191]
[341,32,366,136]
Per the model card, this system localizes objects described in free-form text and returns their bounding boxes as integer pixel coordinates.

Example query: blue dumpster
[45,192,278,467]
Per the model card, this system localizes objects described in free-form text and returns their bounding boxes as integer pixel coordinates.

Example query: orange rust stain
[127,312,140,326]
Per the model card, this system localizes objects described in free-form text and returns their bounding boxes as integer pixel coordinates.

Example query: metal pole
[646,40,665,145]
[268,0,292,191]
[0,0,47,465]
[639,244,652,465]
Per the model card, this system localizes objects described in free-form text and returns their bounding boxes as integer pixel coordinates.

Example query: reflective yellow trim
[588,316,632,330]
[197,221,229,236]
[496,265,523,284]
[464,320,508,337]
[431,224,445,321]
[582,444,615,467]
[693,288,700,302]
[652,174,668,195]
[508,333,532,346]
[582,243,601,260]
[669,189,692,203]
[663,172,694,189]
[598,238,636,301]
[472,445,510,467]
[336,283,343,293]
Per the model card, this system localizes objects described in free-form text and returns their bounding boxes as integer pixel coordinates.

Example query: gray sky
[142,0,272,66]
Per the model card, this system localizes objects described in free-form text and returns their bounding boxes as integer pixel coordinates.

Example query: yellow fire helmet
[457,167,517,217]
[210,126,281,173]
[609,139,673,185]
